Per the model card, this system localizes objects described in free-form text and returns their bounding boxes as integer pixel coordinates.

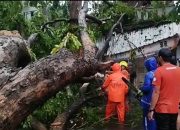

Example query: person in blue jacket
[140,57,157,130]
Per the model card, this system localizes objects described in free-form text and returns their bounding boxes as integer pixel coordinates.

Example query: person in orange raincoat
[102,63,129,124]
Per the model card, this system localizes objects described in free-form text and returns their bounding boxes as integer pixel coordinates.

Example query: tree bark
[78,1,96,60]
[0,47,98,130]
[0,32,32,88]
[69,0,82,24]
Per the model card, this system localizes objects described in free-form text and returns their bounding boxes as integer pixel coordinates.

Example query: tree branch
[27,33,39,48]
[95,13,125,60]
[124,35,146,59]
[41,19,70,31]
[27,18,69,47]
[50,95,100,130]
[80,75,96,82]
[86,14,102,25]
[95,2,139,60]
[86,14,111,25]
[41,15,109,32]
[78,72,105,83]
[78,1,96,61]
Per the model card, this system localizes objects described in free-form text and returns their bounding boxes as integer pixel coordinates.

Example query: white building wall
[107,22,180,58]
[112,38,176,60]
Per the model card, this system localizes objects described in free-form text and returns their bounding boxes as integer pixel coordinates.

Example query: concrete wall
[111,37,177,60]
[106,22,180,58]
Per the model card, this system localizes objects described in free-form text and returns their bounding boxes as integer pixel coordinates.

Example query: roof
[22,6,38,13]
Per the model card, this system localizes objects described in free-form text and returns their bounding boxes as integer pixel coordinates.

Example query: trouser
[155,112,178,130]
[177,103,180,130]
[143,109,156,130]
[105,100,125,124]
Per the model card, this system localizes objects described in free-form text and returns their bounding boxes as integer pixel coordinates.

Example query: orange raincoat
[102,63,129,123]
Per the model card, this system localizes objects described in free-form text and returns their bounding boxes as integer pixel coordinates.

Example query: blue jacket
[140,57,157,109]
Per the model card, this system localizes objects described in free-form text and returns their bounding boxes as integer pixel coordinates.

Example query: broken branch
[41,18,69,31]
[86,14,111,25]
[41,14,108,32]
[78,1,96,60]
[50,95,100,130]
[86,14,103,25]
[95,13,125,61]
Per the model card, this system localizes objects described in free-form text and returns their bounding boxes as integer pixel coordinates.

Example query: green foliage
[151,1,166,9]
[31,32,58,58]
[126,101,142,128]
[92,1,136,33]
[90,1,179,36]
[19,84,80,130]
[0,1,24,31]
[0,1,71,59]
[23,5,66,58]
[87,27,97,43]
[168,2,180,23]
[51,32,82,54]
[82,107,103,126]
[95,1,136,20]
[142,1,180,23]
[19,116,33,130]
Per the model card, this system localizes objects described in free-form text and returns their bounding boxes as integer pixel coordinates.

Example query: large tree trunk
[0,48,98,130]
[0,2,111,130]
[69,0,82,23]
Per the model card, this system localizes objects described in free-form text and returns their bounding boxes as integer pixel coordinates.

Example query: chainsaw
[122,77,143,101]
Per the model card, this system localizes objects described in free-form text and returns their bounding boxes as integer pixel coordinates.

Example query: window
[160,42,163,47]
[164,41,167,46]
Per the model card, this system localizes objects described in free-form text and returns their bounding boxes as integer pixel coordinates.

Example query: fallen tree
[0,1,115,130]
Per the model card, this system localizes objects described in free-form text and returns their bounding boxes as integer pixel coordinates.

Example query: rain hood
[144,57,157,71]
